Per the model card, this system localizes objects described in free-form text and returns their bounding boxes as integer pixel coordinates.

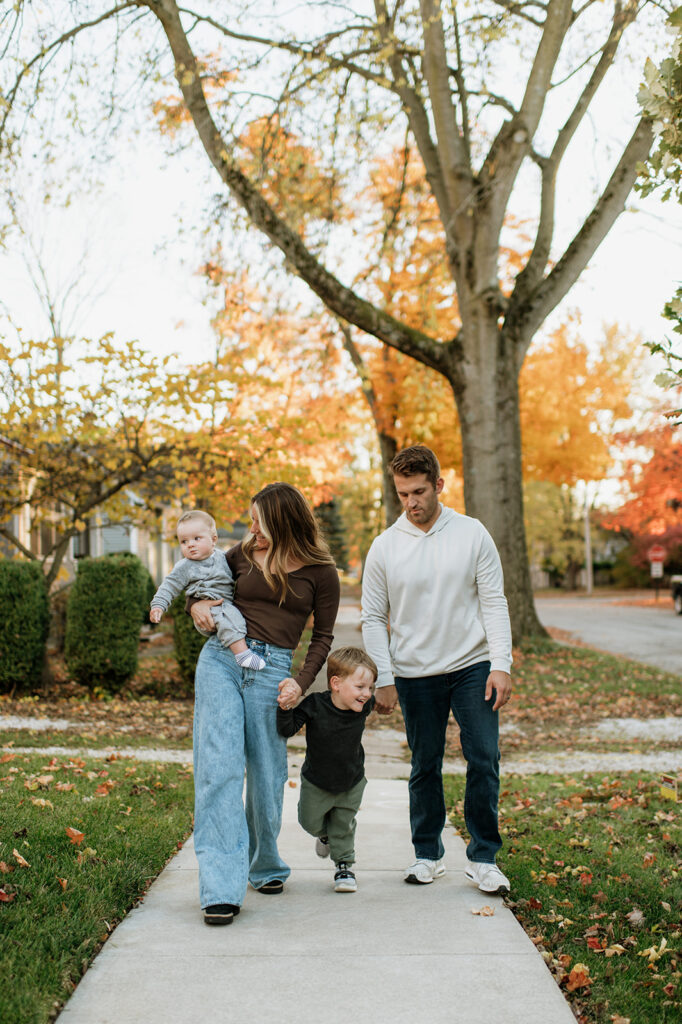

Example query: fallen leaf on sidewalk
[471,905,495,916]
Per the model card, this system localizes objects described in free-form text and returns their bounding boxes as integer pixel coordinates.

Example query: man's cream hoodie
[361,505,512,688]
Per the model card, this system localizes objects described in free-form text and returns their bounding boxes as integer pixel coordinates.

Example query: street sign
[651,561,664,578]
[648,544,666,562]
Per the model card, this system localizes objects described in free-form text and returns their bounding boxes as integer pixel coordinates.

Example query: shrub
[104,551,156,624]
[612,545,650,588]
[0,560,49,693]
[65,555,145,691]
[169,594,206,688]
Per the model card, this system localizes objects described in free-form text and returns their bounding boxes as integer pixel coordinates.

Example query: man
[361,445,513,895]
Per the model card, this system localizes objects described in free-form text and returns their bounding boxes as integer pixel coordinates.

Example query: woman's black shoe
[203,903,240,925]
[255,879,284,894]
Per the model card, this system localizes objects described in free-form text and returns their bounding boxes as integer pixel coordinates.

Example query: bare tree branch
[153,0,451,375]
[0,2,140,141]
[509,116,655,347]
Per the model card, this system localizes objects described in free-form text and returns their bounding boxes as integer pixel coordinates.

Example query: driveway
[534,594,682,675]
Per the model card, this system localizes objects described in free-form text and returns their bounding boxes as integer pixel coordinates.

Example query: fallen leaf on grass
[56,782,75,792]
[604,944,627,957]
[0,753,15,763]
[12,848,29,868]
[661,901,671,912]
[0,861,13,873]
[471,905,495,916]
[565,963,592,991]
[626,908,645,928]
[65,827,85,846]
[663,983,677,997]
[638,938,668,963]
[610,1016,631,1024]
[642,852,656,868]
[0,888,15,902]
[30,797,54,810]
[56,877,68,891]
[76,847,98,864]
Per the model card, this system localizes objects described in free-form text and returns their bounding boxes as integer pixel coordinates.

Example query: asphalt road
[534,594,682,676]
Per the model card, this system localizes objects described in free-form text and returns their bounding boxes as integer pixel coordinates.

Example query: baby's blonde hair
[176,509,217,537]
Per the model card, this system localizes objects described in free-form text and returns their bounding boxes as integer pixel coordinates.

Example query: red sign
[648,544,666,562]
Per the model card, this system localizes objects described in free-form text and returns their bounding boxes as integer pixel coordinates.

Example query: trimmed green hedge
[104,551,156,624]
[0,560,49,693]
[65,555,146,691]
[169,594,206,687]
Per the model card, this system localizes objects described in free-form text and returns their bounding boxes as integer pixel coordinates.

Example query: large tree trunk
[378,431,401,527]
[451,319,545,641]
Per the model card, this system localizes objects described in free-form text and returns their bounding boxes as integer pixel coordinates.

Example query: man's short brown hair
[326,646,378,687]
[390,445,441,488]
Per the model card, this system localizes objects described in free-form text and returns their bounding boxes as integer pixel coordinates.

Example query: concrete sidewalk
[56,778,574,1024]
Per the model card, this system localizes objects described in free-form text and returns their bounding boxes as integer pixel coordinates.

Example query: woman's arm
[293,565,340,694]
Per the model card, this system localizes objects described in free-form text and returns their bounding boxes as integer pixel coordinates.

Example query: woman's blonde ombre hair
[242,482,334,602]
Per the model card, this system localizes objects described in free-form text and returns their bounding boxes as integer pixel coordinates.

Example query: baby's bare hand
[150,607,162,624]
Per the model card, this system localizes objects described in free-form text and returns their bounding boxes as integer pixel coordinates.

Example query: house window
[72,530,90,559]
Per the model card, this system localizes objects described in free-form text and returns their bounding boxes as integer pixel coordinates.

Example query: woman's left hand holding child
[278,677,302,709]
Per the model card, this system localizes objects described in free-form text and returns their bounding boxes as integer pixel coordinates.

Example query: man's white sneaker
[465,860,510,895]
[404,858,446,884]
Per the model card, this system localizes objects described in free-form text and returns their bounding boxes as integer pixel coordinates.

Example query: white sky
[1,2,680,380]
[3,132,680,375]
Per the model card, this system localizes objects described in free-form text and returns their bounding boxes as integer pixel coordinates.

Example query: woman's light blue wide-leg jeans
[193,636,293,908]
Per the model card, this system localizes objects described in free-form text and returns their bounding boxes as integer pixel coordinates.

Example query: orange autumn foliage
[520,321,638,485]
[604,422,682,542]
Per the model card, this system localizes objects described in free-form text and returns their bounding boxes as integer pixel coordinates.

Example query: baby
[150,509,265,670]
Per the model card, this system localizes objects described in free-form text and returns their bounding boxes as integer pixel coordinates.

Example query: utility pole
[584,495,593,596]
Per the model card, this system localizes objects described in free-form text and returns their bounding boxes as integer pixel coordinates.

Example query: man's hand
[375,683,398,715]
[485,670,512,712]
[150,607,163,624]
[189,599,222,632]
[278,677,302,709]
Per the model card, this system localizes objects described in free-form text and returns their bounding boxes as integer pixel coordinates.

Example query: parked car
[672,575,682,615]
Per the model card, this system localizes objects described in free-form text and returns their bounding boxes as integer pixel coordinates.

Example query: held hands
[485,670,512,712]
[150,607,163,624]
[189,598,222,633]
[277,677,302,710]
[375,683,398,715]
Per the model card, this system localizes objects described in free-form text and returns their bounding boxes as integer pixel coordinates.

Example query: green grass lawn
[0,751,194,1024]
[444,771,682,1024]
[442,638,682,759]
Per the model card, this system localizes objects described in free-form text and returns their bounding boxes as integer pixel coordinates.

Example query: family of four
[150,445,513,926]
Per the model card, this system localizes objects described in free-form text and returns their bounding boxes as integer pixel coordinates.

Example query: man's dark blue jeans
[395,660,501,864]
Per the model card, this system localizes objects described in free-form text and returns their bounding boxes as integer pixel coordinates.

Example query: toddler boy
[277,646,377,892]
[150,509,265,670]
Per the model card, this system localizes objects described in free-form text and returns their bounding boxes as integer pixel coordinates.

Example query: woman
[189,482,340,926]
